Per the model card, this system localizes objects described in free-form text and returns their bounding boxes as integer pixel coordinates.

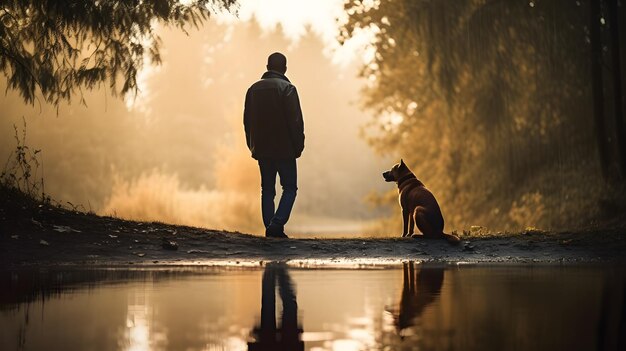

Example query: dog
[383,160,460,244]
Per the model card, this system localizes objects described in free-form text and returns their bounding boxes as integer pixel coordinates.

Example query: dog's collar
[397,174,416,187]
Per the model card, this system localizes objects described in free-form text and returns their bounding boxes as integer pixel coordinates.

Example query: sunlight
[236,0,340,41]
[124,22,162,115]
[123,287,167,351]
[1,0,625,349]
[380,111,404,129]
[125,301,151,351]
[201,337,247,350]
[213,0,376,66]
[331,339,361,351]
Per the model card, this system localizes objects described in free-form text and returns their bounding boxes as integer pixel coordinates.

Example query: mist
[0,19,390,236]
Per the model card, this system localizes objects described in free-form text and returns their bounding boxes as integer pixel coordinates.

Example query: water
[1,263,624,351]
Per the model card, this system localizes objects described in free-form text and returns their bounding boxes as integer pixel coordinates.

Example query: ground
[2,190,626,267]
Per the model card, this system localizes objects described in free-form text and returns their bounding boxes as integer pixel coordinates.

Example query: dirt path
[2,198,626,267]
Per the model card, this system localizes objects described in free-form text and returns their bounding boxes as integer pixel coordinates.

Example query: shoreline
[2,197,626,267]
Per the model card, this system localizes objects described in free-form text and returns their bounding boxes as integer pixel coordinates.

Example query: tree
[341,0,608,230]
[606,0,626,178]
[589,0,609,179]
[588,0,626,180]
[0,0,236,106]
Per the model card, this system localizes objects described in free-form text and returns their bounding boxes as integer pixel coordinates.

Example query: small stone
[39,239,50,246]
[463,242,474,251]
[10,235,19,239]
[187,249,208,254]
[523,227,543,235]
[53,225,81,233]
[161,238,178,251]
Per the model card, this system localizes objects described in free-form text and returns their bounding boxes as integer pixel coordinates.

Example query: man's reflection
[248,262,304,351]
[392,261,444,333]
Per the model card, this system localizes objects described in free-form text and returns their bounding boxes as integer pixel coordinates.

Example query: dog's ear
[400,159,406,168]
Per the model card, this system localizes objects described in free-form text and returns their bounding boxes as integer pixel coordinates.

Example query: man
[244,52,305,238]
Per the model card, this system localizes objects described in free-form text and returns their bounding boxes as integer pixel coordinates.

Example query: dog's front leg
[402,209,409,237]
[408,212,415,236]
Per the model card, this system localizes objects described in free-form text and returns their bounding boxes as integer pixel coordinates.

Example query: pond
[1,263,624,351]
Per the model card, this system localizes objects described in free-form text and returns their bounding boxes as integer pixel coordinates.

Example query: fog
[0,19,390,236]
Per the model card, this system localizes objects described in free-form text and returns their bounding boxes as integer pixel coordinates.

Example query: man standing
[244,52,305,238]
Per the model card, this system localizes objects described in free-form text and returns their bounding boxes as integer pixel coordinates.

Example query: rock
[161,238,178,251]
[523,227,543,235]
[39,239,50,246]
[53,225,81,233]
[187,249,209,254]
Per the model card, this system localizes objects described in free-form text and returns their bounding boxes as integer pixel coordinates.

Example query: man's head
[267,52,287,74]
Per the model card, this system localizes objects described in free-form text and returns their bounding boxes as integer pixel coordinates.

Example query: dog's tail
[442,232,461,245]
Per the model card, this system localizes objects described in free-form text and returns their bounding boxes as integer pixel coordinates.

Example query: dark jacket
[244,71,305,159]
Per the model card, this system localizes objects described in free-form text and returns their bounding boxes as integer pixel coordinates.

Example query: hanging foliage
[0,0,237,106]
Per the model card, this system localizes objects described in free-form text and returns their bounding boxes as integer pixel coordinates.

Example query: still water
[1,263,624,351]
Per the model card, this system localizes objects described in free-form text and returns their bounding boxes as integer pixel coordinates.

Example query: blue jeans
[258,159,297,229]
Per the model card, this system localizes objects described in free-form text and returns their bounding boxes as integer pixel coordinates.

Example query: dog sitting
[383,160,460,244]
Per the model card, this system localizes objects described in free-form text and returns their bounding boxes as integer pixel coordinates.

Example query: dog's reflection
[390,261,445,333]
[248,263,304,351]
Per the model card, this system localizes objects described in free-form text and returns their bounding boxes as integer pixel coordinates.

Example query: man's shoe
[267,231,289,239]
[266,224,289,238]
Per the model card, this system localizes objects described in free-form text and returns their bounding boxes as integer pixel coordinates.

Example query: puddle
[1,263,624,350]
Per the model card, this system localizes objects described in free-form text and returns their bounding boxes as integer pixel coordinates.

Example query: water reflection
[248,263,304,351]
[390,261,444,336]
[123,287,167,351]
[1,265,625,350]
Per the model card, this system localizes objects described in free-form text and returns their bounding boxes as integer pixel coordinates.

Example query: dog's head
[382,159,412,182]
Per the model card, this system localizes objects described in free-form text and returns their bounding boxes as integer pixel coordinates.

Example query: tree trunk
[607,0,626,178]
[590,0,610,179]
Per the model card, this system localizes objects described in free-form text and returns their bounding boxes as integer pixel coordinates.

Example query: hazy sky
[219,0,375,65]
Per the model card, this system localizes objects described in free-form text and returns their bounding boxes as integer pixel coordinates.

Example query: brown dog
[383,160,460,244]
